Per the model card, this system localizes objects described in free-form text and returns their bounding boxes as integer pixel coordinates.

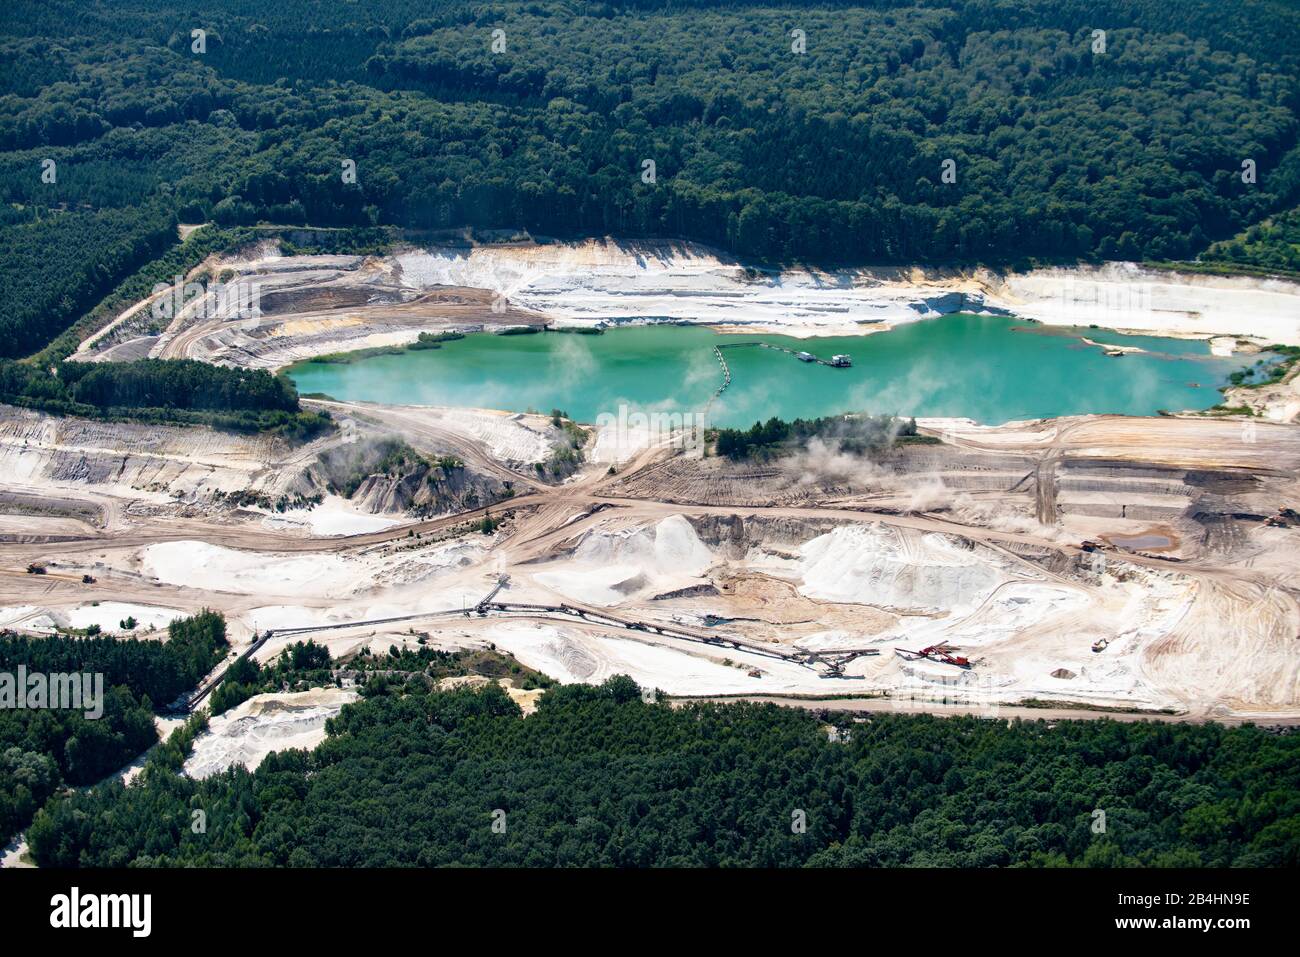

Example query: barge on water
[796,350,852,367]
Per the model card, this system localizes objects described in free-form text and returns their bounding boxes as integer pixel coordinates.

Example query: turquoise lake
[287,315,1252,427]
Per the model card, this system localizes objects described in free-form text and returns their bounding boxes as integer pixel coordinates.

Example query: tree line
[0,611,229,844]
[1201,205,1300,277]
[3,1,1300,357]
[0,358,333,438]
[23,675,1300,867]
[714,412,924,459]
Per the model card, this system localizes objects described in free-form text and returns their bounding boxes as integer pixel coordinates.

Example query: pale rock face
[393,244,993,335]
[393,243,1300,343]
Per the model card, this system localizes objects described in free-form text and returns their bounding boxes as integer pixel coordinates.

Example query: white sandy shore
[392,242,1300,344]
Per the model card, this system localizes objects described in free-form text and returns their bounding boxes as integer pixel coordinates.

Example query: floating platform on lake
[717,341,852,368]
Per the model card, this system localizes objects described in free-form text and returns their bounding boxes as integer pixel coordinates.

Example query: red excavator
[894,642,972,668]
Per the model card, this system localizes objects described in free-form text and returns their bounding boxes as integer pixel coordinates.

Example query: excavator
[894,642,971,669]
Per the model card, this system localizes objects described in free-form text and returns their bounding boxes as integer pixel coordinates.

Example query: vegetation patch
[0,358,333,439]
[1198,206,1300,277]
[715,413,933,460]
[21,676,1300,867]
[210,641,333,716]
[0,611,228,844]
[321,437,430,498]
[1226,345,1300,389]
[214,489,324,513]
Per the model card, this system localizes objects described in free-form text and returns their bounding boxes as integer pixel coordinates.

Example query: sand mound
[185,687,358,779]
[796,524,1002,613]
[141,541,363,599]
[536,514,715,605]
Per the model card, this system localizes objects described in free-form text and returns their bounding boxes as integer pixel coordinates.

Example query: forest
[0,611,229,705]
[0,612,228,843]
[0,357,333,437]
[3,0,1300,357]
[0,205,176,359]
[0,686,156,844]
[22,675,1300,868]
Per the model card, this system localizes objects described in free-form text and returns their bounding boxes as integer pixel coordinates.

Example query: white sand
[141,541,364,599]
[393,242,1300,344]
[794,524,1002,613]
[0,602,186,633]
[1000,263,1300,343]
[64,602,186,632]
[873,582,1089,651]
[255,494,403,536]
[0,605,42,627]
[184,687,358,778]
[591,421,656,464]
[138,535,487,609]
[440,408,555,465]
[534,515,714,605]
[483,621,829,695]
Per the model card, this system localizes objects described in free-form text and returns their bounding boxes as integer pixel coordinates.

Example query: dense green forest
[3,0,1300,356]
[0,612,229,843]
[0,687,157,844]
[23,676,1300,867]
[0,205,176,359]
[0,357,333,436]
[0,611,229,706]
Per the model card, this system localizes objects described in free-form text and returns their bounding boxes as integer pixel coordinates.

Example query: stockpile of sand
[184,687,358,779]
[534,515,715,605]
[140,541,365,599]
[794,524,1003,614]
[138,535,487,607]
